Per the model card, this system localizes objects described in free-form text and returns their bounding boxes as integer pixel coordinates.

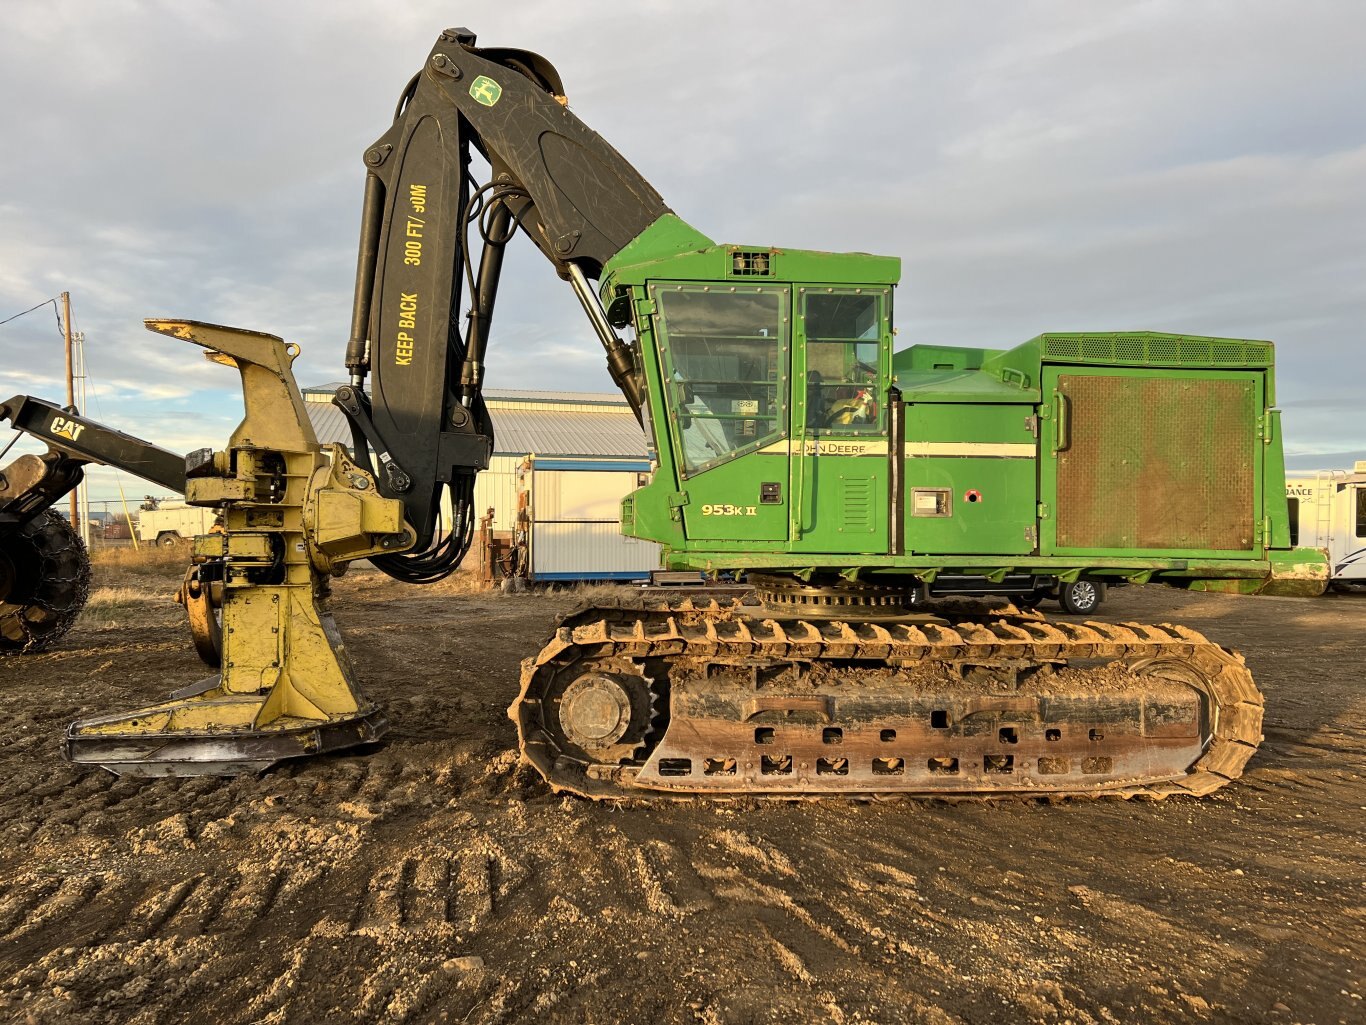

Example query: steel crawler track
[512,600,1264,801]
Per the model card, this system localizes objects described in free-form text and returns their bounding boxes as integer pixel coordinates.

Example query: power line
[0,296,59,329]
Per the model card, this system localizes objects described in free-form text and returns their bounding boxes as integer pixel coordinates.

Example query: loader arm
[0,394,189,653]
[0,395,186,523]
[336,26,697,579]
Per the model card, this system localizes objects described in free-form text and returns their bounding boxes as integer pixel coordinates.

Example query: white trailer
[136,501,218,546]
[1285,462,1366,587]
[518,457,662,583]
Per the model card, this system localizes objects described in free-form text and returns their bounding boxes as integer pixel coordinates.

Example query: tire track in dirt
[1,580,1362,1024]
[1,874,104,945]
[0,876,65,940]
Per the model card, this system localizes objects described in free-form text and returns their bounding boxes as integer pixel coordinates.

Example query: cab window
[802,291,884,433]
[654,285,787,477]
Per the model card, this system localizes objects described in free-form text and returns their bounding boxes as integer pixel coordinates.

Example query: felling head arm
[144,319,320,457]
[65,319,416,776]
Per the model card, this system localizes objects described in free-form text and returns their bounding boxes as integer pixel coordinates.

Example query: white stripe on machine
[905,442,1035,458]
[758,440,1035,458]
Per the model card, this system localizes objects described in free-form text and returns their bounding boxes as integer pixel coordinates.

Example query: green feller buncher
[0,27,1327,796]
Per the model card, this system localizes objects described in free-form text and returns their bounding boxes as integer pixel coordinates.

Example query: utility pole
[60,291,78,532]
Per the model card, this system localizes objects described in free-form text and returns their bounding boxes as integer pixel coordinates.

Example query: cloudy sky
[2,0,1363,506]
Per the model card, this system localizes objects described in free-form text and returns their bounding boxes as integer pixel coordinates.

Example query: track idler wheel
[547,662,660,768]
[0,511,91,654]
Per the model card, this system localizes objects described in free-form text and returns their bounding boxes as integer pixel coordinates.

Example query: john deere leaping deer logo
[49,416,85,443]
[469,75,502,107]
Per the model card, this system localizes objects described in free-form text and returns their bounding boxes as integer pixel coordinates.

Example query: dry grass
[91,544,188,576]
[544,581,638,603]
[88,545,186,602]
[430,575,637,602]
[328,565,637,603]
[86,545,635,609]
[77,585,180,630]
[325,563,493,599]
[419,566,497,596]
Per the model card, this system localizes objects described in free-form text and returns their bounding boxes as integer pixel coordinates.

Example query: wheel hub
[559,673,633,750]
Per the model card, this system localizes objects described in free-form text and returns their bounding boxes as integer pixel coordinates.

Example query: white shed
[517,455,659,582]
[301,384,661,581]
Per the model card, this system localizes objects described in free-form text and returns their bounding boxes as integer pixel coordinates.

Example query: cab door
[787,287,893,554]
[650,282,791,542]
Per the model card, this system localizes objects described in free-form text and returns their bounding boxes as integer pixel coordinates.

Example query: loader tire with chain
[0,511,91,654]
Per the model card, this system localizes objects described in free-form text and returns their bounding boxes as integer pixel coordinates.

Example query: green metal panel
[1040,367,1264,557]
[895,344,994,374]
[600,214,715,281]
[615,282,687,549]
[902,404,1036,555]
[600,217,901,306]
[791,456,889,553]
[905,402,1035,445]
[1263,410,1291,549]
[1036,332,1274,369]
[903,458,1037,555]
[675,453,792,542]
[971,332,1274,399]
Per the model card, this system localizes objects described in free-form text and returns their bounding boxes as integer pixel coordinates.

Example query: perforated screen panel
[1055,375,1257,551]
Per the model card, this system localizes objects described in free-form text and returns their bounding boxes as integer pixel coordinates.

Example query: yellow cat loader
[0,27,1326,795]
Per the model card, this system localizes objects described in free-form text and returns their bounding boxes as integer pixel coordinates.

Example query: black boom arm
[336,26,671,582]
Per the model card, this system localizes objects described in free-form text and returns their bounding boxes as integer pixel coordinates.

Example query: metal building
[302,384,661,581]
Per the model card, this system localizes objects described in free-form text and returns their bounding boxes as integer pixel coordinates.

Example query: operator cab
[652,284,787,476]
[605,241,900,551]
[650,282,891,478]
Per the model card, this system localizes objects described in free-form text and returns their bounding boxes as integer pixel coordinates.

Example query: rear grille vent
[1115,339,1145,361]
[1148,339,1179,361]
[730,251,774,276]
[1040,334,1274,368]
[1054,375,1256,551]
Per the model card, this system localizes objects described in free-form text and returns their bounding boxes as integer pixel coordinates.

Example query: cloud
[3,0,1364,508]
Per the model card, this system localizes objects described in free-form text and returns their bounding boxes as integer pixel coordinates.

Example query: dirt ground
[0,561,1361,1025]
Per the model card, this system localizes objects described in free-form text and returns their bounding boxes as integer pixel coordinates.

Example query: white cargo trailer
[1285,462,1366,586]
[518,457,662,582]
